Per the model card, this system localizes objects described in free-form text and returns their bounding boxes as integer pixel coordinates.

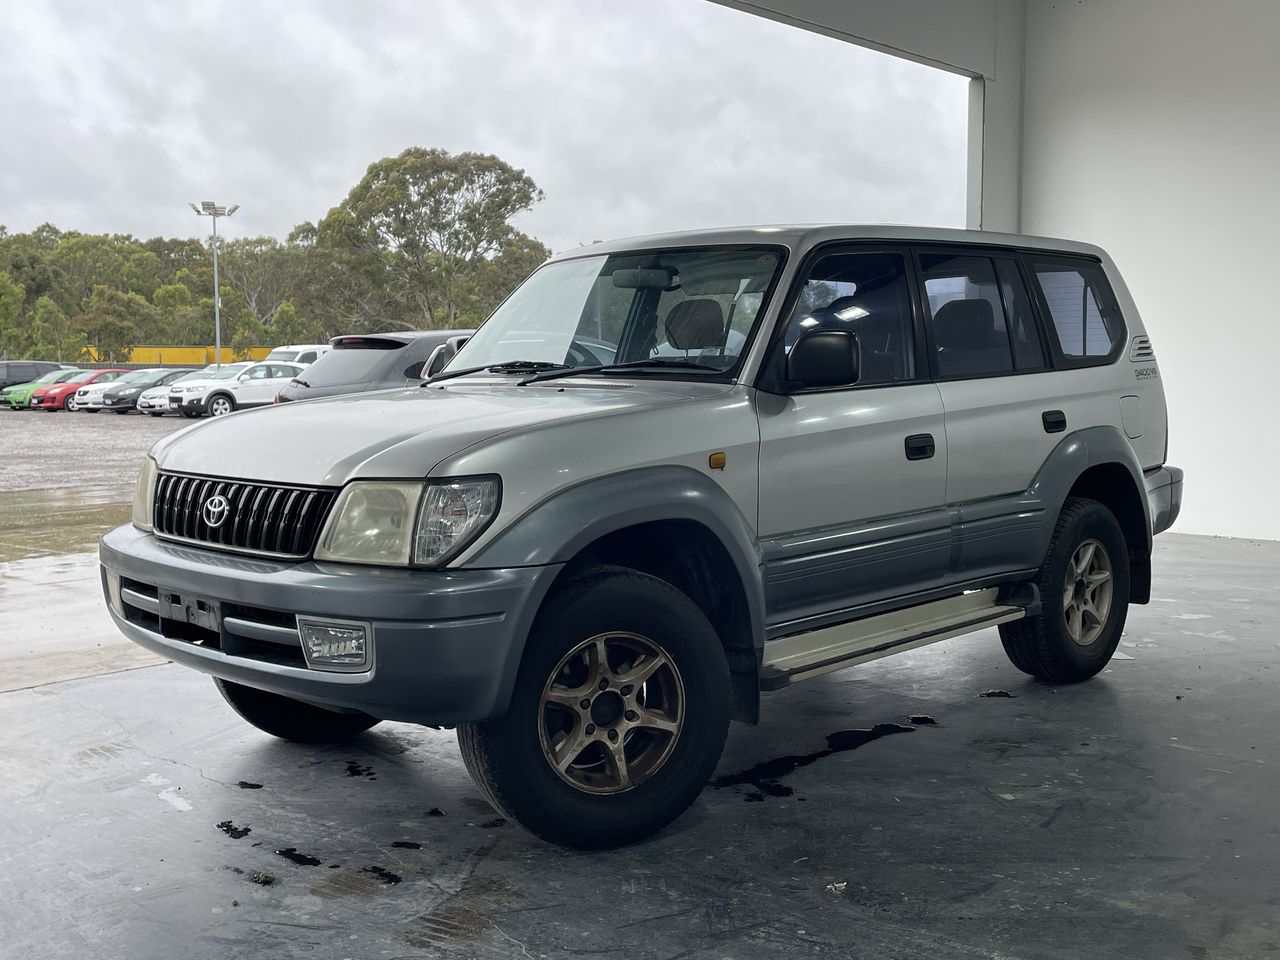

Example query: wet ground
[1,415,1278,957]
[1,524,1278,957]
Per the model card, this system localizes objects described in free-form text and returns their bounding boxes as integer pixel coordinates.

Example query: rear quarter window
[1028,256,1125,364]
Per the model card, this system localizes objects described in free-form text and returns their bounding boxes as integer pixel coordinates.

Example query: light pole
[188,200,239,368]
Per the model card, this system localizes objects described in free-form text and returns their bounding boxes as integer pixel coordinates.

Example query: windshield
[209,365,250,381]
[266,349,299,362]
[32,370,67,385]
[116,369,161,384]
[299,341,401,386]
[169,370,206,384]
[446,245,785,378]
[64,371,93,384]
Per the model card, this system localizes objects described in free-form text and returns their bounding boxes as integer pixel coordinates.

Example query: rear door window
[918,253,1015,378]
[1028,256,1125,363]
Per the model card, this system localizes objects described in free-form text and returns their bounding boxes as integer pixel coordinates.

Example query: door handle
[904,433,936,460]
[1042,410,1067,434]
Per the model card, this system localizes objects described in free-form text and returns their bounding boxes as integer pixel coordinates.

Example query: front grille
[153,472,338,559]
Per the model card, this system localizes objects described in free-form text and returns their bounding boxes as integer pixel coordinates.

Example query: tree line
[0,148,550,362]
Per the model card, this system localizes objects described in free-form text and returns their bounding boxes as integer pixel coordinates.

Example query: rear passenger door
[919,247,1125,579]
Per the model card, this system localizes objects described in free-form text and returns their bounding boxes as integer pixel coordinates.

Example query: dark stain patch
[361,865,402,885]
[329,863,341,869]
[743,791,765,803]
[403,876,517,948]
[344,761,376,779]
[216,820,251,839]
[237,781,264,790]
[908,715,938,725]
[711,723,915,799]
[392,841,422,849]
[275,847,322,866]
[979,690,1017,698]
[250,872,276,886]
[224,866,245,875]
[476,818,507,829]
[426,807,446,817]
[462,797,494,812]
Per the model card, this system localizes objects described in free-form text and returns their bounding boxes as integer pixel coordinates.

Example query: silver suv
[100,225,1182,848]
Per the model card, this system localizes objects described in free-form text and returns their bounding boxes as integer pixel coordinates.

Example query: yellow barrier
[85,345,272,365]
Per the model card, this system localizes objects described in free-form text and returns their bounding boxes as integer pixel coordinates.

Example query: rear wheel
[214,678,380,742]
[457,566,730,849]
[208,394,235,417]
[999,497,1130,682]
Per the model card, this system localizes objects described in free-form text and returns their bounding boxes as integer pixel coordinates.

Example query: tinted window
[1031,258,1123,361]
[269,364,296,379]
[995,259,1046,370]
[781,251,914,385]
[919,253,1014,378]
[301,342,401,386]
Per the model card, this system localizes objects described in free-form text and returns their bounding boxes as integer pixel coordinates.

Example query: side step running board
[759,587,1035,691]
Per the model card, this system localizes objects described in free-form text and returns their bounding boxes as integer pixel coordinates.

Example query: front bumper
[31,393,66,409]
[137,396,168,412]
[100,396,136,411]
[1145,465,1183,535]
[168,394,207,414]
[99,524,562,725]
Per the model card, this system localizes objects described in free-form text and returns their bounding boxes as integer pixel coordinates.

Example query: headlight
[132,456,158,531]
[313,477,500,567]
[314,481,424,565]
[413,478,500,566]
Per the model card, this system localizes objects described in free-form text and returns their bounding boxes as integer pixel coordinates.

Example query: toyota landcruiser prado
[100,225,1182,848]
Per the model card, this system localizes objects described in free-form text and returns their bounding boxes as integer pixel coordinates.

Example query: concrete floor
[1,531,1278,959]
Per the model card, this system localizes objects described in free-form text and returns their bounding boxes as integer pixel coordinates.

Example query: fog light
[297,617,371,672]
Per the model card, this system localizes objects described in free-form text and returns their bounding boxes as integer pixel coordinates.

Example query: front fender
[467,465,766,651]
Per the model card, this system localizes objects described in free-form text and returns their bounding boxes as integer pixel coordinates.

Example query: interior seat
[932,299,1013,377]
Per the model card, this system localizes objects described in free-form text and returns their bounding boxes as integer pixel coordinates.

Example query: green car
[1,368,85,410]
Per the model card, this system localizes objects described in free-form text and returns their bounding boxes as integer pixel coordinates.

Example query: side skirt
[759,587,1035,690]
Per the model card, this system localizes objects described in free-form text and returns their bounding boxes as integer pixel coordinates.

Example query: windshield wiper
[424,360,569,386]
[292,378,311,388]
[518,358,724,386]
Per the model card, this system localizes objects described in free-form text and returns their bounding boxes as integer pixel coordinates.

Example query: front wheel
[180,409,200,419]
[214,678,380,742]
[999,497,1130,682]
[65,396,79,411]
[457,566,730,849]
[208,394,235,417]
[147,412,165,418]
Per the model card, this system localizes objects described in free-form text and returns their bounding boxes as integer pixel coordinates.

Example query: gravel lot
[0,407,189,493]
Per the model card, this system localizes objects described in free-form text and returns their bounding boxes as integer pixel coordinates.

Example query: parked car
[264,343,330,366]
[276,331,473,404]
[137,366,218,416]
[100,368,196,414]
[168,361,304,417]
[75,369,162,412]
[0,359,67,391]
[1,368,85,410]
[165,362,253,417]
[32,368,127,411]
[102,225,1181,849]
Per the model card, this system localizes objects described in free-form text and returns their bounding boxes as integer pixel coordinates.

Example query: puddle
[979,690,1017,698]
[391,841,422,849]
[275,847,322,866]
[237,781,263,790]
[0,485,133,563]
[711,723,916,799]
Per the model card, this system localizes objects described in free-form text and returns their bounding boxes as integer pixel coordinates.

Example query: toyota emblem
[203,494,230,529]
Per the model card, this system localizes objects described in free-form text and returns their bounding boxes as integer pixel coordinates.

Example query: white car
[169,361,304,418]
[73,373,131,411]
[137,366,219,416]
[264,344,330,366]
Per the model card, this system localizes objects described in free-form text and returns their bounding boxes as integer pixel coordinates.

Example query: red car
[31,368,128,411]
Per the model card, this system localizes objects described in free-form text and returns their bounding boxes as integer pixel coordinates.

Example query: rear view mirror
[612,267,679,290]
[786,330,860,389]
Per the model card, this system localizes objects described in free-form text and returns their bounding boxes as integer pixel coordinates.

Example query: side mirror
[785,330,860,389]
[237,373,250,382]
[425,345,452,379]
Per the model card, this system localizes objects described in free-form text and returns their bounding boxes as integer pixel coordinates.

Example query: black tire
[999,497,1130,682]
[180,409,201,419]
[113,409,130,414]
[214,678,380,742]
[147,412,164,417]
[207,394,235,417]
[457,565,730,849]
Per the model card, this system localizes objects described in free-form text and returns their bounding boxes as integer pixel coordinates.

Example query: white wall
[1021,0,1280,539]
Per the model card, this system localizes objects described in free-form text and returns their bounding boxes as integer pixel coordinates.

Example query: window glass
[919,253,1014,378]
[1031,258,1122,360]
[995,259,1045,370]
[270,365,295,379]
[247,364,271,380]
[780,251,914,385]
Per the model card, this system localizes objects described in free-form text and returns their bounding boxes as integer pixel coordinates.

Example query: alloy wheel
[210,397,232,417]
[1062,538,1113,646]
[538,631,684,795]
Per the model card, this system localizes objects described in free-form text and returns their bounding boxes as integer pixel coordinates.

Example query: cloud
[0,0,968,253]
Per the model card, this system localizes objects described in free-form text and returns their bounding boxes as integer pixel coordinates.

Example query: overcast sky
[0,0,968,255]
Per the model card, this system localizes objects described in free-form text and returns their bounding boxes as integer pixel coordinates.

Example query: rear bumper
[99,524,562,725]
[1145,465,1183,536]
